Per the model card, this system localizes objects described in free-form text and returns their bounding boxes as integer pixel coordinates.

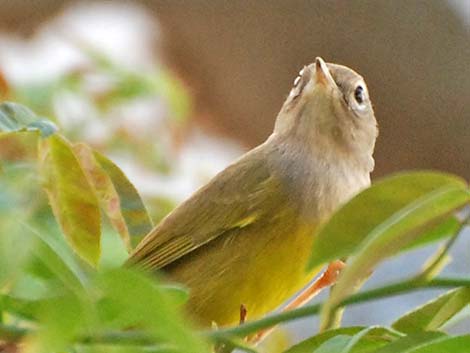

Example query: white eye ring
[294,76,301,86]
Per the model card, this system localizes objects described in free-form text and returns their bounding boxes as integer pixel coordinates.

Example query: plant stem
[205,277,470,340]
[2,277,470,346]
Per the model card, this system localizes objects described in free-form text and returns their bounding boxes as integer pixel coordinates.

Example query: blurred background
[0,0,469,350]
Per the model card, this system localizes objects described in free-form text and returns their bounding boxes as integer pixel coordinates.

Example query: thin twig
[206,277,470,341]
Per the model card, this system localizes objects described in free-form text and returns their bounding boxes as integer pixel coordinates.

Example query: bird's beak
[314,57,336,89]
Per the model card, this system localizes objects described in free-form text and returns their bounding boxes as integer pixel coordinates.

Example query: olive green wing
[129,147,282,270]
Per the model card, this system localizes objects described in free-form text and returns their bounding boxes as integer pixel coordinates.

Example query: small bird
[129,57,378,327]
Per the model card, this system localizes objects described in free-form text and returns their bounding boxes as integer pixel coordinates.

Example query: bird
[129,57,378,327]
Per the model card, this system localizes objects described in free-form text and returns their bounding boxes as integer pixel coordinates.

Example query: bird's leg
[283,260,345,311]
[239,304,248,325]
[213,304,249,353]
[249,260,345,344]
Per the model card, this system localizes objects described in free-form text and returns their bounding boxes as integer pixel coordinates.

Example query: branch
[2,277,470,346]
[205,277,470,340]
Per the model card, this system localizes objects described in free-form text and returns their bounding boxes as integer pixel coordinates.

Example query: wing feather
[129,146,281,270]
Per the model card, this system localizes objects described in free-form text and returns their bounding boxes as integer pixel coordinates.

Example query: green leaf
[93,151,153,248]
[309,171,469,269]
[0,293,40,321]
[2,223,90,320]
[405,216,461,255]
[97,268,208,353]
[0,101,57,137]
[29,292,91,353]
[285,327,362,353]
[284,326,401,353]
[39,135,101,266]
[405,335,470,353]
[99,227,132,269]
[339,326,390,353]
[314,335,351,353]
[0,215,35,288]
[392,288,470,333]
[26,223,89,291]
[314,172,470,330]
[371,331,446,353]
[160,284,190,305]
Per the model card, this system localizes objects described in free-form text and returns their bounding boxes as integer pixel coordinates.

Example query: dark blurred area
[1,0,469,179]
[153,0,470,179]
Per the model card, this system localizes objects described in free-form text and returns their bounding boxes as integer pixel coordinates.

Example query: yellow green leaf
[93,151,153,248]
[39,135,101,266]
[73,143,131,250]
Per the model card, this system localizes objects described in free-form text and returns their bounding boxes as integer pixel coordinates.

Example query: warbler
[129,57,378,327]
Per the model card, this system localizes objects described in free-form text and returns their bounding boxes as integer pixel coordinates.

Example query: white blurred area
[0,1,245,202]
[448,0,470,26]
[0,2,156,81]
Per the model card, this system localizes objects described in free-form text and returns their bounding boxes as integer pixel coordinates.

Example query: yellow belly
[165,220,319,327]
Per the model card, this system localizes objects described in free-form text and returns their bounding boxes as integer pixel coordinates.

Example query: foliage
[2,95,470,352]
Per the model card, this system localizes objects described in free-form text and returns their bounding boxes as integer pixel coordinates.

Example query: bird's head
[275,57,378,170]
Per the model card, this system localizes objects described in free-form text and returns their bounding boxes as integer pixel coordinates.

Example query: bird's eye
[354,85,365,104]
